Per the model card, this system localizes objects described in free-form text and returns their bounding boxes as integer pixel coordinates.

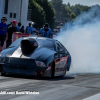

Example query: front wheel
[1,73,6,76]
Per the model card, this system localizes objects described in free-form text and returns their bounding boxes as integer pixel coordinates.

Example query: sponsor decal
[55,57,68,64]
[16,36,18,40]
[55,68,65,72]
[46,66,51,71]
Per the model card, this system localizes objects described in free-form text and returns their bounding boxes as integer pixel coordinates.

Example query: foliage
[51,0,63,21]
[50,0,74,22]
[34,0,55,29]
[69,4,91,16]
[29,0,92,28]
[62,4,71,21]
[29,0,46,28]
[70,13,76,20]
[50,1,91,22]
[66,2,70,7]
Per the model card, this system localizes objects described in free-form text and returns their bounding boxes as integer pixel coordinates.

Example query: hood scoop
[21,38,38,54]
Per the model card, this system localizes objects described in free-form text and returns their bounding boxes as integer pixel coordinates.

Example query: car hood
[0,46,57,61]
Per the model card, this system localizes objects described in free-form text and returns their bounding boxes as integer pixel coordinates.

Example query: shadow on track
[0,73,75,81]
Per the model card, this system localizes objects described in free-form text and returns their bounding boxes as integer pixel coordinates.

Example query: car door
[54,41,69,76]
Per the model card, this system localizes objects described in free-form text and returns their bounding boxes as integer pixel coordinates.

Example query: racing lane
[0,73,100,100]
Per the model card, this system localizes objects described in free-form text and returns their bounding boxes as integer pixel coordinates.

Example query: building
[0,0,32,28]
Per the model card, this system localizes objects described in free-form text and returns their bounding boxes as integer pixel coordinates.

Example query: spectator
[31,23,37,35]
[0,17,8,51]
[7,22,12,28]
[38,33,41,37]
[7,20,17,47]
[26,23,32,34]
[39,23,53,38]
[37,28,40,33]
[20,26,24,33]
[17,22,21,32]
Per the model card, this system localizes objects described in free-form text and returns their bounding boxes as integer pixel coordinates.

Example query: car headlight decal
[35,61,46,67]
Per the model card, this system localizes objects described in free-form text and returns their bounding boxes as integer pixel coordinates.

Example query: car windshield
[9,38,23,47]
[36,39,54,50]
[9,38,55,50]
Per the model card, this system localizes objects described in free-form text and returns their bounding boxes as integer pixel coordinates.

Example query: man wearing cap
[7,20,17,47]
[0,17,8,51]
[39,23,53,38]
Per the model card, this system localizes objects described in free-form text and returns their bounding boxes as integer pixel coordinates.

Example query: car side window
[55,41,65,53]
[59,42,69,55]
[56,42,60,51]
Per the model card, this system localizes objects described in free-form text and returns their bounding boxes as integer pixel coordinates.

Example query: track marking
[83,93,100,100]
[9,85,87,100]
[0,79,39,89]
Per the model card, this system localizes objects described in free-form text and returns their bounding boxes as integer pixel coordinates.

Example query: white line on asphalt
[83,93,100,100]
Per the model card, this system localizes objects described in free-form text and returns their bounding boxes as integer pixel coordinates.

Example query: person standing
[37,28,40,33]
[39,23,53,38]
[0,17,8,51]
[26,23,32,34]
[7,20,17,47]
[17,22,21,32]
[38,33,41,37]
[20,26,25,33]
[31,23,37,35]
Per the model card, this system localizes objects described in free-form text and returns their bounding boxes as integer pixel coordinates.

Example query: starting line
[83,93,100,100]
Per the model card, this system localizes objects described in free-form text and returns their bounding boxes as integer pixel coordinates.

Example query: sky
[63,0,100,6]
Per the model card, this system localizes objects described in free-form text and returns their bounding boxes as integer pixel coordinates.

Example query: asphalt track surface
[0,73,100,100]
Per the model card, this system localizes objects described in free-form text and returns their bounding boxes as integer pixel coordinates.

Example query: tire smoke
[56,5,100,74]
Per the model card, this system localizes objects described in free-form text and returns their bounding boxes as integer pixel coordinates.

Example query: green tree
[70,4,91,16]
[51,0,63,21]
[62,4,71,21]
[29,0,46,28]
[70,13,76,20]
[67,2,70,7]
[51,0,76,21]
[35,0,55,29]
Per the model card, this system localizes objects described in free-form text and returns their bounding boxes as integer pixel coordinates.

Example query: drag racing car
[0,36,71,77]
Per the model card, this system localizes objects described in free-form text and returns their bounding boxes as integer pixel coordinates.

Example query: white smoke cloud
[56,5,100,74]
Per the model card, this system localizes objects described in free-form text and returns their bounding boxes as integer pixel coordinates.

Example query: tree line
[29,0,55,29]
[29,0,92,29]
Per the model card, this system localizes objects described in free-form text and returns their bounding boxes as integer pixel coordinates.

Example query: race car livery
[0,36,71,77]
